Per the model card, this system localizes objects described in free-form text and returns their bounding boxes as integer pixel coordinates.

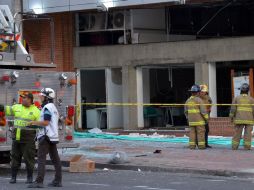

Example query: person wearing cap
[229,83,254,150]
[185,85,209,149]
[199,84,213,148]
[28,88,62,188]
[0,92,40,184]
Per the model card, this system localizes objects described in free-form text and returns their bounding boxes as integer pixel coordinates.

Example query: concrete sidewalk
[59,138,254,178]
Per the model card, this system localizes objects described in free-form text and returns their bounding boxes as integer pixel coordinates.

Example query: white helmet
[40,88,56,99]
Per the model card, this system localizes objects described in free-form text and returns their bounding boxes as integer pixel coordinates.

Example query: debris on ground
[90,146,113,151]
[109,151,128,164]
[135,154,148,157]
[75,132,249,146]
[153,150,162,154]
[124,132,175,139]
[88,128,102,134]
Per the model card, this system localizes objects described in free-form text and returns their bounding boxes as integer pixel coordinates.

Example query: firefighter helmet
[40,88,56,99]
[200,84,208,92]
[240,83,249,93]
[189,85,201,92]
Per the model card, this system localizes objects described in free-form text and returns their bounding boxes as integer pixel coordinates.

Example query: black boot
[27,181,44,188]
[26,170,33,184]
[9,169,18,184]
[48,180,62,187]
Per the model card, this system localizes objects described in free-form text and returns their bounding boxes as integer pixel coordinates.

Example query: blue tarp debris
[74,132,251,146]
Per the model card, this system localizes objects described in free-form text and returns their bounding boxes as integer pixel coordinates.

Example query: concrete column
[195,62,217,117]
[195,62,209,85]
[106,68,123,129]
[208,62,217,117]
[122,66,139,130]
[195,62,202,84]
[76,69,82,128]
[137,67,144,128]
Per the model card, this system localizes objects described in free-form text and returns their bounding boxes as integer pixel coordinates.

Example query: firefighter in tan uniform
[199,84,213,148]
[185,85,209,149]
[229,83,254,150]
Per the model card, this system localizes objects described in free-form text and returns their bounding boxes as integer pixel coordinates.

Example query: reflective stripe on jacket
[229,94,254,125]
[5,104,40,142]
[184,96,208,127]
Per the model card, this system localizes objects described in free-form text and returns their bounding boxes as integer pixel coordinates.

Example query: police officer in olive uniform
[185,85,209,150]
[230,83,254,150]
[199,84,213,148]
[0,93,40,184]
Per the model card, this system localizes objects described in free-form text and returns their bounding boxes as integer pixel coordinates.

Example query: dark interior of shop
[145,68,194,127]
[216,61,254,117]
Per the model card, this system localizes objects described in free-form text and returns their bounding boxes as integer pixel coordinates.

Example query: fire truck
[0,5,78,163]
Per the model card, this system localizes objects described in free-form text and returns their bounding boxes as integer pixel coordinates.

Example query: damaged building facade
[19,0,254,135]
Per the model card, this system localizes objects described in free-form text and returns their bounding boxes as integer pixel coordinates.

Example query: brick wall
[209,117,234,137]
[102,118,235,137]
[23,12,74,72]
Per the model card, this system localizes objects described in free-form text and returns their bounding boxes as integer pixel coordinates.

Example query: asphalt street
[0,169,254,190]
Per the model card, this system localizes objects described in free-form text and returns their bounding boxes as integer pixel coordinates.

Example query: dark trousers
[205,123,209,146]
[11,141,35,171]
[195,123,210,147]
[35,138,62,184]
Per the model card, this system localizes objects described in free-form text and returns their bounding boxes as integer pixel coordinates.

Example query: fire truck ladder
[0,4,55,68]
[0,5,27,54]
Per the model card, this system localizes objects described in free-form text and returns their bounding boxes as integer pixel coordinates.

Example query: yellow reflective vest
[185,96,209,127]
[229,94,254,125]
[5,104,40,142]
